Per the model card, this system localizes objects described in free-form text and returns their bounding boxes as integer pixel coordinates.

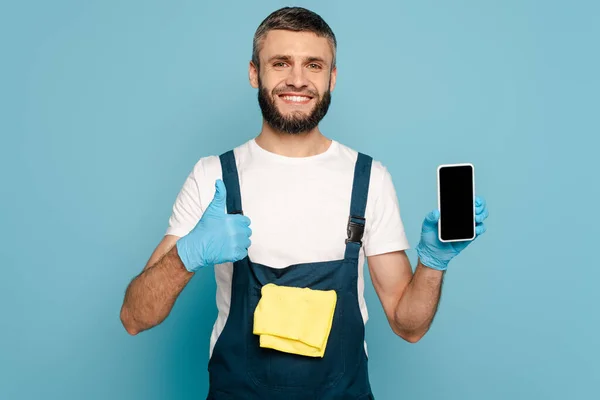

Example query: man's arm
[367,250,443,343]
[120,178,253,336]
[367,196,489,342]
[120,235,193,335]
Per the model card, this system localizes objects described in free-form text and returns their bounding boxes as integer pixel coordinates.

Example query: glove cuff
[415,243,449,271]
[176,237,199,272]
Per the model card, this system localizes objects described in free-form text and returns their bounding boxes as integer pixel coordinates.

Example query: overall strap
[344,152,373,261]
[219,150,243,215]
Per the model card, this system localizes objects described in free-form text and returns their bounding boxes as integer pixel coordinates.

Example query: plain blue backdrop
[1,0,598,399]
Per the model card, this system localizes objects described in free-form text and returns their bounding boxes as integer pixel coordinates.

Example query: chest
[236,164,355,268]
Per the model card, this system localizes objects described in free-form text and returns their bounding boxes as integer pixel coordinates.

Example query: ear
[329,66,337,92]
[249,61,259,89]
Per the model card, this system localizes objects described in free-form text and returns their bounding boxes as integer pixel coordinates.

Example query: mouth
[277,93,314,105]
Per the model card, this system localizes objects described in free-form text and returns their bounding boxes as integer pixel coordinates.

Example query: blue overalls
[207,149,375,400]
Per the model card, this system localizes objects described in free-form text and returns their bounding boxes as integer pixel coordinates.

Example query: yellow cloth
[253,283,337,358]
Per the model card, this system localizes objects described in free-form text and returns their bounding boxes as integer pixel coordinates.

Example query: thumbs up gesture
[176,179,253,272]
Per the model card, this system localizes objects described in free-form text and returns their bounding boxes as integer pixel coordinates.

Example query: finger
[476,201,488,215]
[476,224,487,235]
[206,179,227,213]
[425,209,440,225]
[234,215,252,226]
[243,238,251,249]
[475,208,489,223]
[245,226,253,237]
[475,196,486,207]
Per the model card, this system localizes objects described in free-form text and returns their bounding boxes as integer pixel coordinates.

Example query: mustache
[272,86,319,98]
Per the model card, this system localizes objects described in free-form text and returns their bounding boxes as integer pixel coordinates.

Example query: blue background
[1,0,598,399]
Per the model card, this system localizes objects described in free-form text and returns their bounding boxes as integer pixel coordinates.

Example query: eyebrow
[305,56,327,64]
[267,54,328,65]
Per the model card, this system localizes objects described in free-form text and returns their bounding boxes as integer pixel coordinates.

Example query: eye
[307,63,322,70]
[273,62,288,68]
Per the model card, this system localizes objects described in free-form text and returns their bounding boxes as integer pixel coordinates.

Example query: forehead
[259,30,334,63]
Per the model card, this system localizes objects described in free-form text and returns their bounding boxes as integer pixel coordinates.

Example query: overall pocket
[247,287,345,389]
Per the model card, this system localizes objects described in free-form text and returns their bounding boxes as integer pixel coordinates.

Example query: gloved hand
[415,196,489,271]
[176,179,252,272]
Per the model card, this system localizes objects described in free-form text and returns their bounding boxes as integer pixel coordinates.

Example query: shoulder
[183,140,253,202]
[335,141,392,192]
[188,139,253,178]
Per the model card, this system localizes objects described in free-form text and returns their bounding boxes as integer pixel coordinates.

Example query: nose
[284,64,309,89]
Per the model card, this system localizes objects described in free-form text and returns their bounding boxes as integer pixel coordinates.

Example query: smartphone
[437,163,476,242]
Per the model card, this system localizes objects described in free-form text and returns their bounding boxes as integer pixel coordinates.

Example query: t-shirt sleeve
[165,160,205,238]
[363,165,410,257]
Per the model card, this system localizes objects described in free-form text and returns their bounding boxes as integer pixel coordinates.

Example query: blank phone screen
[439,165,475,241]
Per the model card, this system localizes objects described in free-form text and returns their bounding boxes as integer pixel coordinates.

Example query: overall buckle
[345,215,366,245]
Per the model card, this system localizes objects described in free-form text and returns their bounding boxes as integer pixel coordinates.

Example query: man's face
[249,30,337,134]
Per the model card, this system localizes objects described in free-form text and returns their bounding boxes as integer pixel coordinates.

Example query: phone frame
[436,162,476,243]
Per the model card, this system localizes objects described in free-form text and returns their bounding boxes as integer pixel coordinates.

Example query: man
[120,6,489,399]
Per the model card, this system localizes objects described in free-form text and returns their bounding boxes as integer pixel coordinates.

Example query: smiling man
[120,7,489,399]
[254,28,333,135]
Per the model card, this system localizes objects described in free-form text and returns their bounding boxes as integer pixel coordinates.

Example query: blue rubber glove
[415,196,489,271]
[176,179,252,272]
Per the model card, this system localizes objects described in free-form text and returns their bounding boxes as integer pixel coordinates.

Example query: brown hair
[252,7,337,70]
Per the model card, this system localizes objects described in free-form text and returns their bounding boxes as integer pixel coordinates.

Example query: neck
[255,121,332,158]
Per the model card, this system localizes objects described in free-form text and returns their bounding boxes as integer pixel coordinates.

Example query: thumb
[423,209,440,227]
[206,179,227,213]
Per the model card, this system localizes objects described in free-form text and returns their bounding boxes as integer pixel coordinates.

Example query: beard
[257,77,332,135]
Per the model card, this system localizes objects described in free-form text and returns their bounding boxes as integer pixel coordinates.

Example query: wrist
[175,236,202,272]
[415,243,448,271]
[167,244,196,274]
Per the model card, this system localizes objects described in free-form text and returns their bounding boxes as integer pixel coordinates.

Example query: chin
[283,109,311,118]
[276,104,313,116]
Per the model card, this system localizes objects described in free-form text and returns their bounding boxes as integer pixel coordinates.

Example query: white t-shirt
[165,138,410,357]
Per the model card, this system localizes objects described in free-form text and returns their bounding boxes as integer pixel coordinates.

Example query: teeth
[282,96,310,102]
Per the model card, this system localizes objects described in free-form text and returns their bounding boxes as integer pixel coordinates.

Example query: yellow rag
[253,283,337,358]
